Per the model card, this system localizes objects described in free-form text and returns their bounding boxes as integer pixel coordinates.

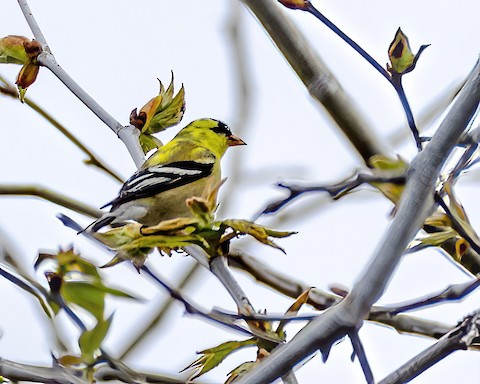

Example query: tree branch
[17,0,145,167]
[0,358,86,384]
[229,251,455,340]
[379,310,480,384]
[117,262,202,360]
[236,57,480,384]
[240,0,389,163]
[0,184,102,218]
[0,76,123,183]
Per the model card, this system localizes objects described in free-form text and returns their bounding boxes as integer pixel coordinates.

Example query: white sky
[1,0,480,383]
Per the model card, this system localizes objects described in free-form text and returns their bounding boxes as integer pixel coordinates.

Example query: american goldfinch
[88,118,245,232]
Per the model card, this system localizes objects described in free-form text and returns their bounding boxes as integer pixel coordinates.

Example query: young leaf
[79,316,113,364]
[145,80,185,134]
[139,133,163,154]
[387,28,429,75]
[406,229,457,254]
[388,28,414,74]
[182,339,257,381]
[61,281,106,321]
[222,219,296,253]
[368,155,408,204]
[0,35,30,64]
[131,74,186,134]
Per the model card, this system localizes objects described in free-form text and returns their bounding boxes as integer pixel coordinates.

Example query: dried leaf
[16,59,39,101]
[276,288,312,335]
[455,238,469,262]
[57,354,84,367]
[278,0,310,10]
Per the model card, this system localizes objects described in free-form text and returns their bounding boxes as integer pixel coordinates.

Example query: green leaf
[79,316,112,364]
[36,248,100,278]
[145,83,185,134]
[182,339,257,381]
[368,155,408,204]
[0,35,30,64]
[133,74,186,134]
[60,276,138,321]
[222,219,296,253]
[61,281,106,321]
[387,28,429,75]
[139,133,163,154]
[407,229,457,253]
[368,155,408,172]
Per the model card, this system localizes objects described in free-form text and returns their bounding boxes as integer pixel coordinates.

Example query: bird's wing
[103,158,215,209]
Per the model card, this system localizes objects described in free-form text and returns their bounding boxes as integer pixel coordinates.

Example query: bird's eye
[211,121,232,136]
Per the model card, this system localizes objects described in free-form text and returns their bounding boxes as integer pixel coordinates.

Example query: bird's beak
[227,134,246,146]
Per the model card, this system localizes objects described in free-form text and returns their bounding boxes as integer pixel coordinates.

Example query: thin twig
[376,278,480,316]
[259,173,405,216]
[17,0,145,167]
[302,1,425,151]
[0,75,123,183]
[0,184,102,218]
[379,310,480,384]
[209,255,256,316]
[241,0,389,162]
[391,75,422,151]
[236,57,480,384]
[94,364,186,383]
[17,0,49,50]
[0,357,86,384]
[139,264,255,338]
[348,331,374,384]
[118,262,202,360]
[388,79,466,147]
[277,1,427,150]
[228,251,455,341]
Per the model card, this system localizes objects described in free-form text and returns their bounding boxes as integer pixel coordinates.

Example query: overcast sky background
[1,0,480,382]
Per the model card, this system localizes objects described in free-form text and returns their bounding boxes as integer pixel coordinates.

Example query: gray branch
[240,0,389,163]
[236,57,480,384]
[379,310,480,384]
[230,251,454,340]
[0,358,86,384]
[17,0,145,168]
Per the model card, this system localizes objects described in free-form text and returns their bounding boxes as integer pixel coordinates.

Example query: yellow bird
[88,118,245,231]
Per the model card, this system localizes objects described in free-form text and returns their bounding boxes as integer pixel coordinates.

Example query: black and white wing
[103,159,215,209]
